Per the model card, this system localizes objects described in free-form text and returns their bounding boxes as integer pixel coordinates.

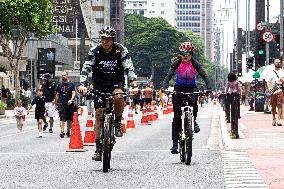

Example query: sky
[239,0,280,30]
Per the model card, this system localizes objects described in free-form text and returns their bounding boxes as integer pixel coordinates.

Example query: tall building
[201,0,213,60]
[175,0,213,60]
[175,0,201,34]
[124,0,175,26]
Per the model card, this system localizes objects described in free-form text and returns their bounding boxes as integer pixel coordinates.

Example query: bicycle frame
[93,90,127,172]
[174,91,208,165]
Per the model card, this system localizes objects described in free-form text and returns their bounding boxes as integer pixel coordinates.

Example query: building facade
[124,0,175,26]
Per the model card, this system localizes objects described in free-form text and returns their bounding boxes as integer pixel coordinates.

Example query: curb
[218,104,237,150]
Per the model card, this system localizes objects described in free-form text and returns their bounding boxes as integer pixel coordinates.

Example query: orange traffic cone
[141,103,149,125]
[151,103,157,121]
[163,104,168,115]
[122,116,126,133]
[154,105,159,120]
[126,106,136,129]
[168,100,173,113]
[147,104,153,122]
[83,112,95,146]
[67,112,86,152]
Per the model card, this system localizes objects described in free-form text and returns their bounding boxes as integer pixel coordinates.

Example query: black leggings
[172,92,198,142]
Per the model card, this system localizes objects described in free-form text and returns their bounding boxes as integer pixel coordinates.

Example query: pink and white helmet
[179,42,194,54]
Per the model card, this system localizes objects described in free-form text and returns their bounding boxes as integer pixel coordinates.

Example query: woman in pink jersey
[163,42,212,154]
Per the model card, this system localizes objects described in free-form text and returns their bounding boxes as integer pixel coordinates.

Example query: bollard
[230,92,239,139]
[225,93,231,123]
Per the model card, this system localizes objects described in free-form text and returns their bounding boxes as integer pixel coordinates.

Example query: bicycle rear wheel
[184,112,193,165]
[103,146,110,172]
[180,139,185,162]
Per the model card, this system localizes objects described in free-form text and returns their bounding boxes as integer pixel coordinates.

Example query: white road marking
[0,129,38,139]
[222,151,268,189]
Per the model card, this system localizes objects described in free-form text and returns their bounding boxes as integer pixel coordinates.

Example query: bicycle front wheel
[184,112,193,165]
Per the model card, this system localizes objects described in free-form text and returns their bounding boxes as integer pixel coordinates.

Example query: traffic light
[255,32,266,67]
[246,57,254,69]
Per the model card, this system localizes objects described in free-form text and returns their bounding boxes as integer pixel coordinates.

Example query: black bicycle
[93,90,127,172]
[174,91,208,165]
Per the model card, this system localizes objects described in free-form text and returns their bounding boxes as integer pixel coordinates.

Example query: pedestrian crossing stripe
[221,151,268,189]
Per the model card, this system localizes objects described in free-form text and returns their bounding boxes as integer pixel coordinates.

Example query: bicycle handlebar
[92,90,129,97]
[171,90,210,96]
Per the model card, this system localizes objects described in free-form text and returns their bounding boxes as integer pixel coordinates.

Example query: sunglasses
[180,51,193,57]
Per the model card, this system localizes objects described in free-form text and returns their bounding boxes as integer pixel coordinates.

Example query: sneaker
[43,124,48,131]
[114,123,123,137]
[38,132,42,138]
[92,151,102,161]
[171,141,179,154]
[59,132,65,138]
[194,121,200,133]
[277,120,282,126]
[272,119,276,126]
[66,131,71,137]
[135,111,138,114]
[49,128,53,133]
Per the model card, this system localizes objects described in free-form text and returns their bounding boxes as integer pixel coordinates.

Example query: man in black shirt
[78,26,136,161]
[55,72,76,138]
[41,73,56,133]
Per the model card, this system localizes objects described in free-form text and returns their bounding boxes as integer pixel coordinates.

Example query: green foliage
[125,14,217,89]
[0,0,55,39]
[6,96,30,109]
[0,101,6,109]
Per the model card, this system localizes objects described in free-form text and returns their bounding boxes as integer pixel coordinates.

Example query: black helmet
[99,26,116,38]
[44,73,51,79]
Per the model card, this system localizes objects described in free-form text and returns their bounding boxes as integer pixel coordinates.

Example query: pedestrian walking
[130,81,141,114]
[55,71,76,138]
[14,99,26,132]
[144,84,153,105]
[86,83,94,117]
[225,72,241,119]
[27,89,45,138]
[263,58,284,126]
[41,73,56,133]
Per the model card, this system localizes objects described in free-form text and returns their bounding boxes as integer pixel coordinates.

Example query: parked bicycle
[92,90,128,172]
[174,91,208,165]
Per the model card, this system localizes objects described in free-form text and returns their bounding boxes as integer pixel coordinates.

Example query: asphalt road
[0,103,225,189]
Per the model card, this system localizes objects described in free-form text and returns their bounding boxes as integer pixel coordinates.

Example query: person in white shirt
[14,99,26,132]
[264,58,284,126]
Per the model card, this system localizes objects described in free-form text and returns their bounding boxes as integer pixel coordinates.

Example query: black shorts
[133,96,141,105]
[145,98,152,105]
[58,103,75,122]
[35,110,45,120]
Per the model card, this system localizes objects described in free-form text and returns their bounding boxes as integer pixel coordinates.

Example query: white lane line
[0,129,38,139]
[0,148,209,155]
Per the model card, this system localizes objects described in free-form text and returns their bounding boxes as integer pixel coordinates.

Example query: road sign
[256,23,264,31]
[262,31,274,43]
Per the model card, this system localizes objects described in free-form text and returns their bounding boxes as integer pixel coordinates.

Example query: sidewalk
[220,103,284,189]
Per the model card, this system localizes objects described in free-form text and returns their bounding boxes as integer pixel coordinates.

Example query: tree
[125,14,216,89]
[0,0,54,99]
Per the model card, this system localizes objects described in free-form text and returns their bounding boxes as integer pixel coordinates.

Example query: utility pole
[265,0,270,65]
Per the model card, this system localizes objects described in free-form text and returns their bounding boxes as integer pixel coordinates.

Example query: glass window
[161,11,164,14]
